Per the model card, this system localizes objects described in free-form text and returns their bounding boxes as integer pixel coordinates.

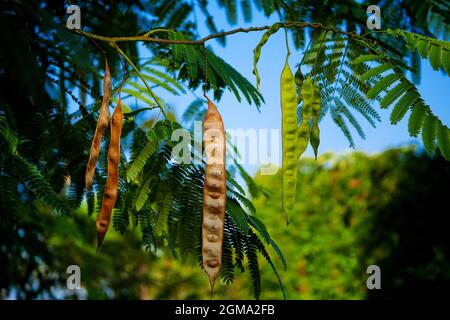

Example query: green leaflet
[154,192,173,236]
[226,197,249,234]
[113,201,130,234]
[366,73,401,99]
[141,73,180,95]
[408,103,428,137]
[422,115,437,152]
[246,214,287,270]
[139,208,155,251]
[143,66,185,92]
[0,116,18,154]
[360,63,393,81]
[334,97,366,139]
[244,231,261,299]
[443,50,450,75]
[339,81,381,126]
[135,176,153,211]
[380,81,412,109]
[417,40,429,58]
[249,230,286,300]
[127,133,159,182]
[390,91,418,124]
[437,124,450,161]
[167,31,263,107]
[331,112,355,148]
[353,54,385,64]
[387,29,450,76]
[121,88,154,107]
[429,45,442,70]
[14,155,70,214]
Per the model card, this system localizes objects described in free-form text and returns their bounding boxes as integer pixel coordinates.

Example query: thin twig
[203,44,208,99]
[114,43,167,118]
[117,53,127,99]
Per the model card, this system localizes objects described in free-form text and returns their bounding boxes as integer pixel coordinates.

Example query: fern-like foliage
[293,28,449,155]
[181,98,207,125]
[152,30,264,108]
[121,58,186,112]
[386,29,450,75]
[0,116,71,219]
[353,33,450,160]
[298,33,381,147]
[0,117,19,228]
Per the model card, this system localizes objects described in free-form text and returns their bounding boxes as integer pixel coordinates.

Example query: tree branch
[75,22,363,45]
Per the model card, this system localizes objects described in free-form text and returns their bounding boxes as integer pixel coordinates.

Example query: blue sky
[145,3,450,175]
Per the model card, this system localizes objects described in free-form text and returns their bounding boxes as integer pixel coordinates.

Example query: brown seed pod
[96,98,123,250]
[85,60,112,191]
[202,98,226,293]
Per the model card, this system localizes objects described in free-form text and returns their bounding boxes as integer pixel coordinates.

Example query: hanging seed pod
[294,66,304,100]
[297,76,314,159]
[96,98,123,250]
[202,98,226,293]
[310,82,321,159]
[280,55,298,221]
[85,60,112,191]
[253,23,282,91]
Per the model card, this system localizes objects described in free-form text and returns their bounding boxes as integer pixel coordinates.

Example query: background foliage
[2,147,450,299]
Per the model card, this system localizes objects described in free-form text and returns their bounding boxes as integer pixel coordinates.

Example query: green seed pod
[253,23,282,91]
[294,66,304,89]
[297,76,314,159]
[310,82,321,160]
[280,55,298,222]
[294,67,304,87]
[294,67,304,104]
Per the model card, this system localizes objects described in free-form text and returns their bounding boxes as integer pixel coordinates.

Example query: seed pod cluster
[202,98,226,293]
[280,56,298,220]
[85,61,112,191]
[96,98,123,250]
[297,76,314,159]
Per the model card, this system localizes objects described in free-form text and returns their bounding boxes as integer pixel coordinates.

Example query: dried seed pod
[202,98,226,293]
[96,98,123,250]
[85,60,112,191]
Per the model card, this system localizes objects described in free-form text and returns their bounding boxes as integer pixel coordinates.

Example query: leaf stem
[114,43,167,118]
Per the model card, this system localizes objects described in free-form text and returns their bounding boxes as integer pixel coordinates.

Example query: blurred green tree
[252,147,450,299]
